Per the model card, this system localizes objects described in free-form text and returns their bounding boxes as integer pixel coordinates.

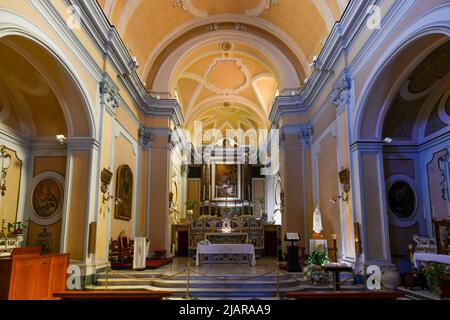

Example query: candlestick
[332,234,338,263]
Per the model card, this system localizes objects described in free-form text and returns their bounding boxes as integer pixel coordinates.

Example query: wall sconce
[56,134,67,145]
[0,146,12,197]
[331,168,351,204]
[100,168,113,204]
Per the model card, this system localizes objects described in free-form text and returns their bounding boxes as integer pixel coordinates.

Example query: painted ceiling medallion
[205,58,251,95]
[221,41,234,52]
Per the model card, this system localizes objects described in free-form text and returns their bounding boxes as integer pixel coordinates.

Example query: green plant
[306,251,329,266]
[304,265,327,285]
[7,221,27,234]
[185,200,197,210]
[423,263,450,295]
[304,251,330,285]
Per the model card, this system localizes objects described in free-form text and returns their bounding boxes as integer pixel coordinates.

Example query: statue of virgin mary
[312,206,323,235]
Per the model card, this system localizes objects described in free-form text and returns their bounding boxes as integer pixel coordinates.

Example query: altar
[205,233,248,244]
[189,216,264,256]
[196,244,256,266]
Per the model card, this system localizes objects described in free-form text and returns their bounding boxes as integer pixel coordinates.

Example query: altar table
[196,244,256,266]
[413,253,450,269]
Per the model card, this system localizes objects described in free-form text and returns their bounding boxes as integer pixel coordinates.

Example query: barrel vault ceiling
[98,0,349,133]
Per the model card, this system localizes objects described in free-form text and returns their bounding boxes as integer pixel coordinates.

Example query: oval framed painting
[32,178,63,219]
[386,174,418,227]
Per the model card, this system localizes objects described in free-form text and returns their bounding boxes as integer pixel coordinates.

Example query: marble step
[94,278,307,289]
[86,284,342,298]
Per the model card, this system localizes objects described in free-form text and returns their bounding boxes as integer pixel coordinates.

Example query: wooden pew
[285,290,405,300]
[53,290,172,300]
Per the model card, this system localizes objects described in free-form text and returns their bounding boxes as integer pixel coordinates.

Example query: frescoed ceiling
[97,0,349,134]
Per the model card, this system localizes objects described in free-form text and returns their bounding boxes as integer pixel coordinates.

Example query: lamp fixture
[383,137,393,144]
[56,134,67,145]
[331,168,351,204]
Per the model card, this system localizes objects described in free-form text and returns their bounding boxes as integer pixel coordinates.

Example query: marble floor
[153,257,282,277]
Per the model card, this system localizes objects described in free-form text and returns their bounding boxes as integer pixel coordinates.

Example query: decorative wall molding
[62,0,184,126]
[138,125,154,149]
[99,73,120,110]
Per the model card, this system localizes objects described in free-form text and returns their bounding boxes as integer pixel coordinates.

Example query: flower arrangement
[8,221,27,235]
[304,251,330,285]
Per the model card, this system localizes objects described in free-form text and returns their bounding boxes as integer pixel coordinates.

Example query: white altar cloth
[196,244,256,266]
[133,237,148,270]
[413,253,450,269]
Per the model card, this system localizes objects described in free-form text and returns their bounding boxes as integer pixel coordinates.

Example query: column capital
[99,74,120,111]
[280,124,313,148]
[138,125,154,149]
[332,72,352,114]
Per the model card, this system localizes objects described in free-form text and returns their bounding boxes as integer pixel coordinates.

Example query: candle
[423,205,427,220]
[432,204,436,219]
[332,234,337,240]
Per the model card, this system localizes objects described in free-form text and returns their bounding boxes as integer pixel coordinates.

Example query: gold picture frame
[114,165,133,221]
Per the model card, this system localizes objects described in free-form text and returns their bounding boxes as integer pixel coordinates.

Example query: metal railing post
[184,259,192,300]
[275,262,281,299]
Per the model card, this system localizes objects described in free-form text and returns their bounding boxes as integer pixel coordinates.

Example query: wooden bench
[285,290,405,300]
[53,290,172,300]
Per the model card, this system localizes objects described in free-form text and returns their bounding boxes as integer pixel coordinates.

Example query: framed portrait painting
[115,165,133,221]
[32,178,63,219]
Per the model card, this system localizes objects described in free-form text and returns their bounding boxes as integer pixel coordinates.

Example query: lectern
[285,233,301,272]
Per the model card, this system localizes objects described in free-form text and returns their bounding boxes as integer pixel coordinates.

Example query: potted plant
[185,200,197,217]
[304,251,330,285]
[8,221,27,235]
[423,262,450,297]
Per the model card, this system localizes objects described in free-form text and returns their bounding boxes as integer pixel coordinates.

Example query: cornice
[269,95,307,124]
[61,0,184,126]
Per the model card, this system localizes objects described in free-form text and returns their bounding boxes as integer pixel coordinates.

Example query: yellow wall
[96,112,113,260]
[66,151,89,260]
[110,134,135,240]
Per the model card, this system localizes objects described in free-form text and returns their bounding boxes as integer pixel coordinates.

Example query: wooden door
[264,231,277,257]
[177,231,189,257]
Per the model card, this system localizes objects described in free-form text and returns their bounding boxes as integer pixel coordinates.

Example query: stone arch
[0,9,96,139]
[355,5,450,141]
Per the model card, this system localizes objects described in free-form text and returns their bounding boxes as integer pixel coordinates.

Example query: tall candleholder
[0,219,7,242]
[332,234,338,263]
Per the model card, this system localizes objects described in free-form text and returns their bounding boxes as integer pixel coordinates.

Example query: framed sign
[115,165,133,221]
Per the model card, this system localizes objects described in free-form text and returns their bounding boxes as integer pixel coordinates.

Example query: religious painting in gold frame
[114,165,133,221]
[212,164,241,200]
